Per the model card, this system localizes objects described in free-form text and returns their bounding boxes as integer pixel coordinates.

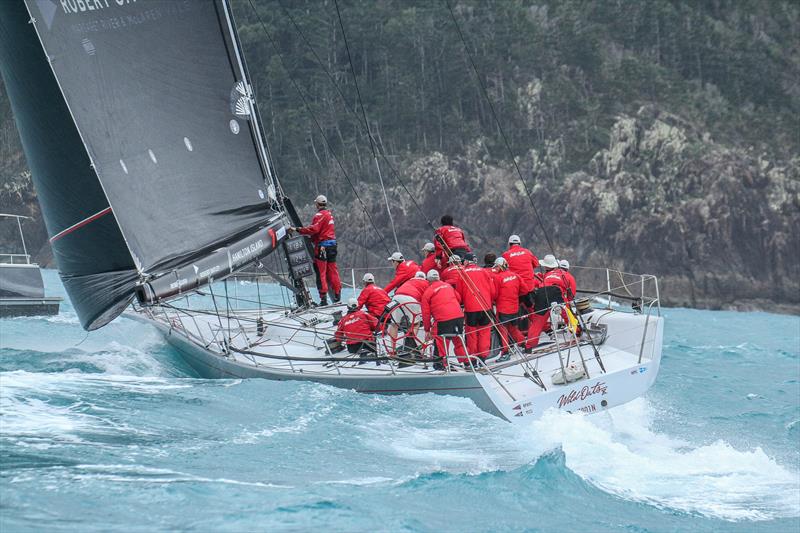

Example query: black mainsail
[0,0,293,329]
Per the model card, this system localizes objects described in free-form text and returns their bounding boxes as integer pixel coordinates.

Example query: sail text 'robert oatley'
[58,0,138,15]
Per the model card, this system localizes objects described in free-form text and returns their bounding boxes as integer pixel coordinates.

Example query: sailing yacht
[0,213,61,317]
[0,0,663,422]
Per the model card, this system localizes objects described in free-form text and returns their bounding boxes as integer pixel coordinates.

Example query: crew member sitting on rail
[383,252,421,294]
[357,273,391,319]
[458,253,497,359]
[441,254,465,289]
[421,269,467,369]
[420,242,440,274]
[291,194,341,305]
[558,259,577,302]
[526,254,566,351]
[434,214,471,261]
[493,257,528,360]
[335,298,379,355]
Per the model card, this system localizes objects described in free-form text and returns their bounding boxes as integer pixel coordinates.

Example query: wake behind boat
[0,0,663,422]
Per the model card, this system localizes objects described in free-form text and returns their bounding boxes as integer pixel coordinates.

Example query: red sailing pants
[433,318,467,363]
[314,245,342,298]
[497,313,525,353]
[526,312,550,349]
[464,311,492,359]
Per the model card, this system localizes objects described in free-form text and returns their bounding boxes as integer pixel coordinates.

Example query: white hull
[132,299,663,422]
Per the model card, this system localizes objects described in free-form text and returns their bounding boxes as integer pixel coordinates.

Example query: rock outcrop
[330,109,799,312]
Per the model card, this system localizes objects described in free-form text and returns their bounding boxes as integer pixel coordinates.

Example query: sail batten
[1,0,290,329]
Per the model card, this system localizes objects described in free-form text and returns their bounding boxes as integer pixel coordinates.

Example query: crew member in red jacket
[526,254,567,350]
[357,273,391,319]
[383,252,421,294]
[421,270,467,367]
[493,257,528,359]
[335,298,379,355]
[483,253,497,272]
[558,259,577,302]
[291,195,341,305]
[501,235,539,297]
[457,254,496,359]
[440,254,465,289]
[387,271,429,349]
[434,214,471,261]
[420,242,439,275]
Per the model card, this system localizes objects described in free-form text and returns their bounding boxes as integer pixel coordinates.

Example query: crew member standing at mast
[291,195,341,305]
[434,214,471,261]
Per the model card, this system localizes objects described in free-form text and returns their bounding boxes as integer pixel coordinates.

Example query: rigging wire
[277,0,437,233]
[444,0,559,257]
[333,0,400,252]
[245,0,392,256]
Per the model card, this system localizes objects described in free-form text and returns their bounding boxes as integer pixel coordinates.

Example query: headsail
[0,0,289,329]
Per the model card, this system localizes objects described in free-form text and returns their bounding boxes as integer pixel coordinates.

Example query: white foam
[525,399,800,521]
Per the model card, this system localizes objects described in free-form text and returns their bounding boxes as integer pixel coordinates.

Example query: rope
[444,0,558,257]
[333,0,400,251]
[245,0,392,256]
[276,0,437,233]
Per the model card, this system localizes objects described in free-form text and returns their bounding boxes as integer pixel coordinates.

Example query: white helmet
[494,257,508,269]
[387,252,404,262]
[422,242,435,253]
[559,259,570,270]
[362,272,375,283]
[314,194,328,206]
[414,271,426,279]
[426,269,440,281]
[508,234,521,245]
[347,297,359,310]
[540,254,558,269]
[448,254,462,264]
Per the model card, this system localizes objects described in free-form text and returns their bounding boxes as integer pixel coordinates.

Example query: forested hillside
[1,0,798,311]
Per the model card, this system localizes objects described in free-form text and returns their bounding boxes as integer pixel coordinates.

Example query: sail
[0,1,139,329]
[0,0,287,329]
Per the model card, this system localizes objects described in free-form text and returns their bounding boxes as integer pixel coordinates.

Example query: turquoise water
[1,271,798,532]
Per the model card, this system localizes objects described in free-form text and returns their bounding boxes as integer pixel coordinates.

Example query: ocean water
[1,271,798,532]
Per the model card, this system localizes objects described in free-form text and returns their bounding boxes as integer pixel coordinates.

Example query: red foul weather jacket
[434,225,471,257]
[457,264,496,312]
[395,277,429,301]
[502,245,539,292]
[543,269,572,301]
[421,253,440,275]
[559,270,577,301]
[297,209,336,245]
[335,310,378,345]
[440,264,464,289]
[494,270,528,314]
[421,281,463,332]
[357,284,391,317]
[384,260,421,294]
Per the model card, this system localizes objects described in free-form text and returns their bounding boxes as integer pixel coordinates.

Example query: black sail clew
[0,0,286,329]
